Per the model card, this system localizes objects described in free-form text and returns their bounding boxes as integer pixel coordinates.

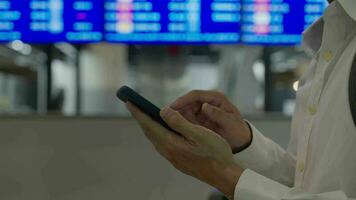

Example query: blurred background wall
[0,43,309,117]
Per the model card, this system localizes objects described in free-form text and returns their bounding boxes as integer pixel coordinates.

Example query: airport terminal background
[0,1,326,199]
[0,0,327,116]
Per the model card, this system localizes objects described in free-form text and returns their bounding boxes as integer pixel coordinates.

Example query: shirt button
[323,51,333,62]
[298,162,305,173]
[308,106,317,115]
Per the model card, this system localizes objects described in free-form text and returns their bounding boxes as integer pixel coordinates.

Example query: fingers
[126,102,189,150]
[126,102,168,142]
[201,103,232,127]
[170,90,224,110]
[160,107,200,141]
[126,102,148,124]
[178,105,201,125]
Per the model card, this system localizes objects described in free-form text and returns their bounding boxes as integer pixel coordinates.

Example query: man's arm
[234,169,355,200]
[126,102,355,200]
[169,90,297,186]
[234,122,297,187]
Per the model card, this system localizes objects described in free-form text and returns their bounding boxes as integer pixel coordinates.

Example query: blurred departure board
[104,0,241,44]
[0,0,329,45]
[0,1,21,42]
[241,0,327,45]
[0,0,103,43]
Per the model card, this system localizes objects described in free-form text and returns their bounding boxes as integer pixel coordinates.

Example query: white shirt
[233,1,356,200]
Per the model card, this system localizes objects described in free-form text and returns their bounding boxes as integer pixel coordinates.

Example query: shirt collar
[302,18,324,56]
[338,0,356,21]
[302,0,356,56]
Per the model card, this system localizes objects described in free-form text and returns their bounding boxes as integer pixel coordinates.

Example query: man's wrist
[214,162,243,199]
[232,121,253,154]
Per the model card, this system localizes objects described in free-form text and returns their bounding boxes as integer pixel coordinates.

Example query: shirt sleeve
[233,122,296,187]
[234,169,355,200]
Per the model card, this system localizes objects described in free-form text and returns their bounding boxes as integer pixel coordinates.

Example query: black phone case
[116,86,174,132]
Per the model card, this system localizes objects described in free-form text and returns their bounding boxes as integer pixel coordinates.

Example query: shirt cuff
[234,169,289,200]
[233,122,271,171]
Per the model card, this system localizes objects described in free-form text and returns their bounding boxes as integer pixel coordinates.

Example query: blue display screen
[0,0,328,45]
[0,0,103,43]
[241,0,327,45]
[104,0,242,44]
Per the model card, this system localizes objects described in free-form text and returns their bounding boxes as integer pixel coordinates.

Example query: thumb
[201,103,232,127]
[160,107,199,141]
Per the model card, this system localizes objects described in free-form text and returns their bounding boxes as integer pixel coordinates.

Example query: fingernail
[202,103,212,113]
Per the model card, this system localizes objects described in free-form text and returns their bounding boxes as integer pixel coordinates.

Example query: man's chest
[292,34,356,194]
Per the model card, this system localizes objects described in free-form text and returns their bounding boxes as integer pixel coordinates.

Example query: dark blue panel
[241,0,327,45]
[104,0,241,44]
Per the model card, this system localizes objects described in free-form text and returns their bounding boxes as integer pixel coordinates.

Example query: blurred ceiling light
[10,40,24,51]
[9,40,32,55]
[293,80,299,91]
[21,44,32,55]
[252,61,265,83]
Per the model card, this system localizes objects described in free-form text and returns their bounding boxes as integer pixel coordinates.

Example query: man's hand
[170,90,252,153]
[126,102,243,197]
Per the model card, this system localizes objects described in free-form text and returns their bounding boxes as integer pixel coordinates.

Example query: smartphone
[116,86,174,132]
